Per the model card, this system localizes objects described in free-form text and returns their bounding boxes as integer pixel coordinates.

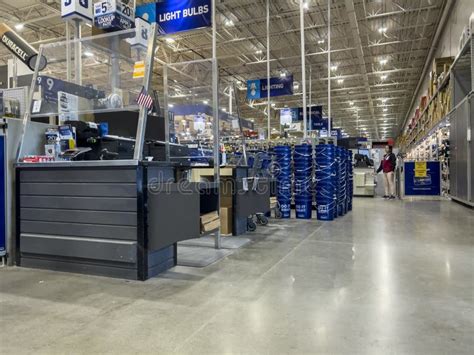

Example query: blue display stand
[404,161,441,196]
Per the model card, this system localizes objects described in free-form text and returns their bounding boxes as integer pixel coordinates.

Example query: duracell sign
[0,23,47,71]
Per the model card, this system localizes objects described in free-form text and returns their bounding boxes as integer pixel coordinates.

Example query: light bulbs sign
[246,75,294,100]
[136,0,212,35]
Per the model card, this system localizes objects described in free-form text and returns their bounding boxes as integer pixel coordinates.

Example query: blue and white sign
[61,0,93,22]
[404,161,441,196]
[136,0,211,35]
[94,0,135,31]
[247,75,294,100]
[36,76,105,104]
[126,17,151,48]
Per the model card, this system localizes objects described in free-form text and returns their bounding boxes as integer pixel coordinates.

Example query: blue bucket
[278,200,292,218]
[317,201,335,221]
[295,196,312,219]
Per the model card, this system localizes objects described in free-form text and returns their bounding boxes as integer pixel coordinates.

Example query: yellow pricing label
[414,161,427,177]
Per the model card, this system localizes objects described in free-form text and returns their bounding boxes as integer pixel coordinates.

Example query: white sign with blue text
[61,0,93,22]
[94,0,135,31]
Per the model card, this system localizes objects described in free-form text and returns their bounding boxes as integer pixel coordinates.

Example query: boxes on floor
[220,207,233,235]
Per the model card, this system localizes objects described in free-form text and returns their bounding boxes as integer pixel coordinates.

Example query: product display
[293,144,313,219]
[274,145,292,218]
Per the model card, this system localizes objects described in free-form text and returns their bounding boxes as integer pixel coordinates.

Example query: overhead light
[203,100,209,104]
[378,27,387,34]
[85,23,92,28]
[256,50,263,54]
[280,71,287,78]
[383,108,388,112]
[331,65,338,71]
[380,98,388,103]
[293,83,300,90]
[84,51,94,57]
[379,58,388,65]
[303,1,309,10]
[349,101,354,106]
[14,24,24,31]
[271,103,276,107]
[168,104,174,108]
[318,39,325,44]
[165,38,175,44]
[224,19,234,27]
[380,74,388,80]
[337,79,344,84]
[250,119,254,122]
[236,80,241,84]
[222,108,227,112]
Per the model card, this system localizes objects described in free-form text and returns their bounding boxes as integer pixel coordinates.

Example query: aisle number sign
[414,162,427,178]
[136,0,212,35]
[61,0,93,22]
[94,0,135,30]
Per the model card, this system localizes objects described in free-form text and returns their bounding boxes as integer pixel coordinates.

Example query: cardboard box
[220,207,233,235]
[201,211,220,233]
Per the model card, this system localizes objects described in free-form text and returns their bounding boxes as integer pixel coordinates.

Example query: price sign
[414,161,427,178]
[94,0,135,31]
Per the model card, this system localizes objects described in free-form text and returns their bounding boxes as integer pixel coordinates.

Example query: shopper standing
[376,145,397,199]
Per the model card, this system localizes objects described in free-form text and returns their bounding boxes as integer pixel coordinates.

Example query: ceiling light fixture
[225,19,234,27]
[331,65,338,71]
[203,100,209,105]
[303,2,309,10]
[14,24,24,31]
[379,58,388,65]
[256,50,263,54]
[168,104,174,108]
[380,74,387,80]
[165,37,175,43]
[337,79,344,84]
[280,71,287,78]
[383,108,388,112]
[318,39,325,44]
[349,101,354,106]
[84,51,94,57]
[378,27,387,34]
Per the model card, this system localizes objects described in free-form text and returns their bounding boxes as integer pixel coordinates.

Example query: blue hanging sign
[136,0,211,35]
[247,75,294,100]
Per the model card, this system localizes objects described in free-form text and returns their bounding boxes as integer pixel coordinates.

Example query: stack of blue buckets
[315,144,338,220]
[274,146,292,218]
[293,145,313,219]
[336,147,347,216]
[347,151,353,211]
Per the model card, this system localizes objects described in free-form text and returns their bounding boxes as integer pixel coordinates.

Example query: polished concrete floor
[1,198,473,354]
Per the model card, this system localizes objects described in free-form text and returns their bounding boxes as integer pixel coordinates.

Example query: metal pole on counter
[73,19,82,85]
[134,23,157,160]
[212,0,221,249]
[163,65,170,162]
[327,0,331,136]
[266,0,271,141]
[300,0,307,138]
[66,22,71,82]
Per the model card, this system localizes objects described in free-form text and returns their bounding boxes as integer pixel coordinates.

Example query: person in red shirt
[376,145,397,199]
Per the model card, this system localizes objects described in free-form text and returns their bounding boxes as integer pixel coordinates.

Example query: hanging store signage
[61,0,93,22]
[36,76,105,104]
[405,161,440,196]
[247,75,294,100]
[126,18,151,48]
[0,24,47,71]
[94,0,135,31]
[136,0,212,35]
[294,106,327,130]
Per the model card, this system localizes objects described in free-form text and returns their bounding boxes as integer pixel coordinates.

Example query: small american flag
[136,86,154,109]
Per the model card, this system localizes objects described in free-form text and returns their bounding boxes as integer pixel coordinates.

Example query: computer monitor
[358,148,370,158]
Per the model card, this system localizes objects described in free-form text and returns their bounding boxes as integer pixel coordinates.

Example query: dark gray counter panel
[147,183,200,251]
[17,166,139,279]
[20,208,137,226]
[20,195,137,212]
[20,234,137,263]
[20,182,137,198]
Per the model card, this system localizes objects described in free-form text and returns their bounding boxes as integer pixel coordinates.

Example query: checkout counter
[13,28,222,280]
